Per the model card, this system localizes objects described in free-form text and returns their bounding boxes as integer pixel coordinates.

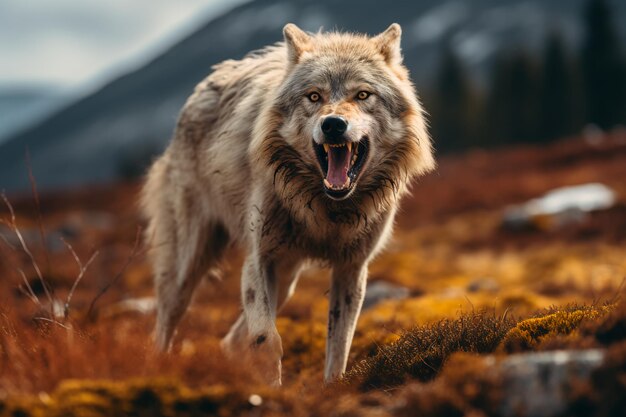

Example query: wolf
[141,23,435,385]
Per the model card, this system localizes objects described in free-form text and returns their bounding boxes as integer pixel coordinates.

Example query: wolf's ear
[283,23,312,65]
[373,23,403,64]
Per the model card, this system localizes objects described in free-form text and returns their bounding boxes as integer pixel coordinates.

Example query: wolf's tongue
[326,146,351,187]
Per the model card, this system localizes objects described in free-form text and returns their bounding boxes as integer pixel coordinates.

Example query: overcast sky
[0,0,249,90]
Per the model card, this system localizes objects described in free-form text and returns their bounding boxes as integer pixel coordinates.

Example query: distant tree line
[428,0,626,153]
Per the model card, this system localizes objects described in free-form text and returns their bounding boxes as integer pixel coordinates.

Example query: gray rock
[363,281,411,310]
[502,183,616,231]
[498,349,605,417]
[101,297,156,318]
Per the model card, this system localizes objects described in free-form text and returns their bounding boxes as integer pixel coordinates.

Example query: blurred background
[0,0,624,192]
[1,1,626,407]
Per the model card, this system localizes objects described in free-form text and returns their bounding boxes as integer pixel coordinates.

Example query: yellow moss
[358,288,555,333]
[369,251,421,282]
[499,291,556,315]
[456,251,527,286]
[500,305,612,351]
[0,397,48,417]
[0,379,255,417]
[277,317,327,371]
[361,296,474,329]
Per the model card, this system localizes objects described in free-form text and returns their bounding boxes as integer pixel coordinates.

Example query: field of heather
[1,133,626,416]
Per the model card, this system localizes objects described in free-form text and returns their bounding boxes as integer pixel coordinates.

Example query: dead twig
[1,193,54,317]
[61,238,99,320]
[87,226,142,319]
[17,268,42,308]
[32,317,73,331]
[501,307,511,323]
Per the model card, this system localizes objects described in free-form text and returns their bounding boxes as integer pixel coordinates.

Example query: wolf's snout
[321,116,348,142]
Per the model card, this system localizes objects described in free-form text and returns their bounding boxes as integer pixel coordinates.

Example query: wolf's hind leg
[152,208,229,351]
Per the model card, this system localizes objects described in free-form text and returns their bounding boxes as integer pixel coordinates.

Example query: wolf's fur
[141,23,434,385]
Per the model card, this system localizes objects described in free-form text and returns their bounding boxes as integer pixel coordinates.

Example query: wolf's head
[256,24,434,224]
[270,23,434,206]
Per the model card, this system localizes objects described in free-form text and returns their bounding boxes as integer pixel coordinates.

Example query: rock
[101,297,156,318]
[503,183,617,231]
[363,281,410,310]
[38,299,66,320]
[497,349,605,417]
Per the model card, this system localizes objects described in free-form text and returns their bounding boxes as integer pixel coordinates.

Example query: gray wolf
[141,22,435,385]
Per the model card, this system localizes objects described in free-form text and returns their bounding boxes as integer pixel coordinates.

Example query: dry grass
[2,301,624,416]
[345,310,514,389]
[1,134,626,415]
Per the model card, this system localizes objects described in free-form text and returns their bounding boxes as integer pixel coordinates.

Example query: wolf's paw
[220,327,283,386]
[248,330,283,386]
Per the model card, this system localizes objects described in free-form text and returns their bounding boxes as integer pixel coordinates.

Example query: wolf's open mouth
[313,137,369,199]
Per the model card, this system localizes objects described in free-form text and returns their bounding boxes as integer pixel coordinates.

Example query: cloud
[0,0,248,88]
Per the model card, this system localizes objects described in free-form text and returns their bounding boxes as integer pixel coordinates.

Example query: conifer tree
[581,0,626,129]
[539,31,581,141]
[431,43,475,151]
[485,50,540,145]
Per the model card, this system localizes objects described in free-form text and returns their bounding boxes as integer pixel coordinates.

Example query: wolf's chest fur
[257,197,390,263]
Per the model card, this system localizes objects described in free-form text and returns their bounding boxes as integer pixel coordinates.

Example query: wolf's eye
[357,91,371,100]
[308,92,321,102]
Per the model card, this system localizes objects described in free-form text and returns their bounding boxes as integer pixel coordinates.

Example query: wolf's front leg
[324,262,368,382]
[223,253,284,386]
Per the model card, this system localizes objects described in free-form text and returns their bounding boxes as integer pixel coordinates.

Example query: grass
[1,302,625,416]
[1,135,626,415]
[345,310,515,389]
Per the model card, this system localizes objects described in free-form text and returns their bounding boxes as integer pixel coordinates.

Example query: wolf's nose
[321,116,348,140]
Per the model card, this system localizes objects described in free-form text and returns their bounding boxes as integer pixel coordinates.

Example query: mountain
[0,86,64,144]
[1,0,625,192]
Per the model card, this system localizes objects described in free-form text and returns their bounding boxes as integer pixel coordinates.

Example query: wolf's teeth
[347,142,352,153]
[324,178,351,190]
[323,144,329,153]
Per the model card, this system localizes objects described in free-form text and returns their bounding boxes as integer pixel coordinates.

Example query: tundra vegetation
[1,134,626,416]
